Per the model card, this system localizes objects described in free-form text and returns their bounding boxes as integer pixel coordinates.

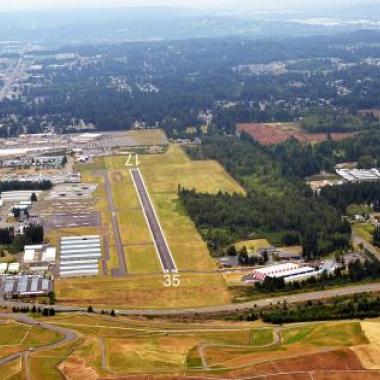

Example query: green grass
[354,223,375,243]
[282,322,368,347]
[0,323,30,345]
[282,326,314,345]
[250,329,274,346]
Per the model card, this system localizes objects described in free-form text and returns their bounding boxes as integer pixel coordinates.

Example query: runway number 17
[163,274,180,287]
[125,153,139,166]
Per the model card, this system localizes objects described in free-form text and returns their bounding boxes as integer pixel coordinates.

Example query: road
[2,282,380,317]
[0,313,78,366]
[130,168,177,273]
[102,171,127,276]
[352,229,380,260]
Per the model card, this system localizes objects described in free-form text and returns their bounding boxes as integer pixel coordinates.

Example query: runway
[131,168,177,273]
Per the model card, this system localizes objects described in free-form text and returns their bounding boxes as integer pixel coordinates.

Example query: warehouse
[0,275,52,299]
[336,168,380,182]
[59,235,101,277]
[244,262,321,284]
[0,190,42,202]
[23,244,56,264]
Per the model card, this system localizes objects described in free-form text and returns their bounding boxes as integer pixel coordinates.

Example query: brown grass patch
[237,122,354,146]
[59,356,99,380]
[226,349,364,378]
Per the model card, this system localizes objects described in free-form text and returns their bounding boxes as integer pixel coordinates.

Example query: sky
[0,0,378,12]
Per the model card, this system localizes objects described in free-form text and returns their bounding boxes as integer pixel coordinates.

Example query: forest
[180,134,351,258]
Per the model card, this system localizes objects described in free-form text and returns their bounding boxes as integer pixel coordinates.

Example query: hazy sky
[0,0,378,11]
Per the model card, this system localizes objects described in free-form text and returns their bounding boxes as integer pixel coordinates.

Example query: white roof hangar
[59,235,102,278]
[247,262,321,284]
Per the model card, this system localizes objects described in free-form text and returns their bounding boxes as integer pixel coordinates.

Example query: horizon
[0,0,379,13]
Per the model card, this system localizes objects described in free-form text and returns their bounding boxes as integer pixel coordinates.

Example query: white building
[245,262,321,284]
[59,235,101,278]
[336,168,380,182]
[0,263,7,274]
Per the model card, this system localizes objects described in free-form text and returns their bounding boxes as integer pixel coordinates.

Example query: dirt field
[237,122,354,145]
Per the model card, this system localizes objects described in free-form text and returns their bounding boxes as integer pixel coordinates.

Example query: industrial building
[59,235,102,277]
[23,245,56,264]
[0,190,42,202]
[0,275,52,299]
[336,168,380,182]
[244,262,321,284]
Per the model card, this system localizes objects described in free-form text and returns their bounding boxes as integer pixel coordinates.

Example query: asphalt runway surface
[103,171,128,277]
[131,168,177,273]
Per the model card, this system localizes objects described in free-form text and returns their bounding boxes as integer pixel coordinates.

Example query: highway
[2,282,380,317]
[131,168,177,273]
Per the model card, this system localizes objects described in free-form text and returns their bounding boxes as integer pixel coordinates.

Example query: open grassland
[234,239,271,253]
[354,223,375,243]
[56,142,244,309]
[0,320,62,354]
[237,122,354,146]
[56,273,230,309]
[3,313,380,379]
[122,129,168,147]
[33,314,380,379]
[352,321,380,370]
[0,358,22,380]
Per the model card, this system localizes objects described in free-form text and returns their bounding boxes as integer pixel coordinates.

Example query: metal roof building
[59,235,101,277]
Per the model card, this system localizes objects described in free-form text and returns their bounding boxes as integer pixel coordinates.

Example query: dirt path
[98,337,108,371]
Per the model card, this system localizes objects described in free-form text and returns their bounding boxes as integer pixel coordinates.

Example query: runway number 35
[163,274,180,287]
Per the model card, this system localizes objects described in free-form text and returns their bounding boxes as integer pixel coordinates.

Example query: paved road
[131,168,177,273]
[102,171,127,276]
[2,282,380,317]
[0,313,78,366]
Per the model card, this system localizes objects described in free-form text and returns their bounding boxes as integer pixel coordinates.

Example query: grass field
[2,313,380,379]
[0,358,22,380]
[234,239,271,253]
[56,142,244,309]
[36,315,380,378]
[354,223,375,243]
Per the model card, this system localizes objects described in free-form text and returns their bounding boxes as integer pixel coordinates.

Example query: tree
[373,227,380,247]
[31,193,38,202]
[357,155,376,169]
[226,245,237,256]
[88,306,94,313]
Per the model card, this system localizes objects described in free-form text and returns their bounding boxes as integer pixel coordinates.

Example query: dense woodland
[321,182,380,212]
[180,134,351,258]
[0,180,52,193]
[259,294,380,323]
[0,224,44,252]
